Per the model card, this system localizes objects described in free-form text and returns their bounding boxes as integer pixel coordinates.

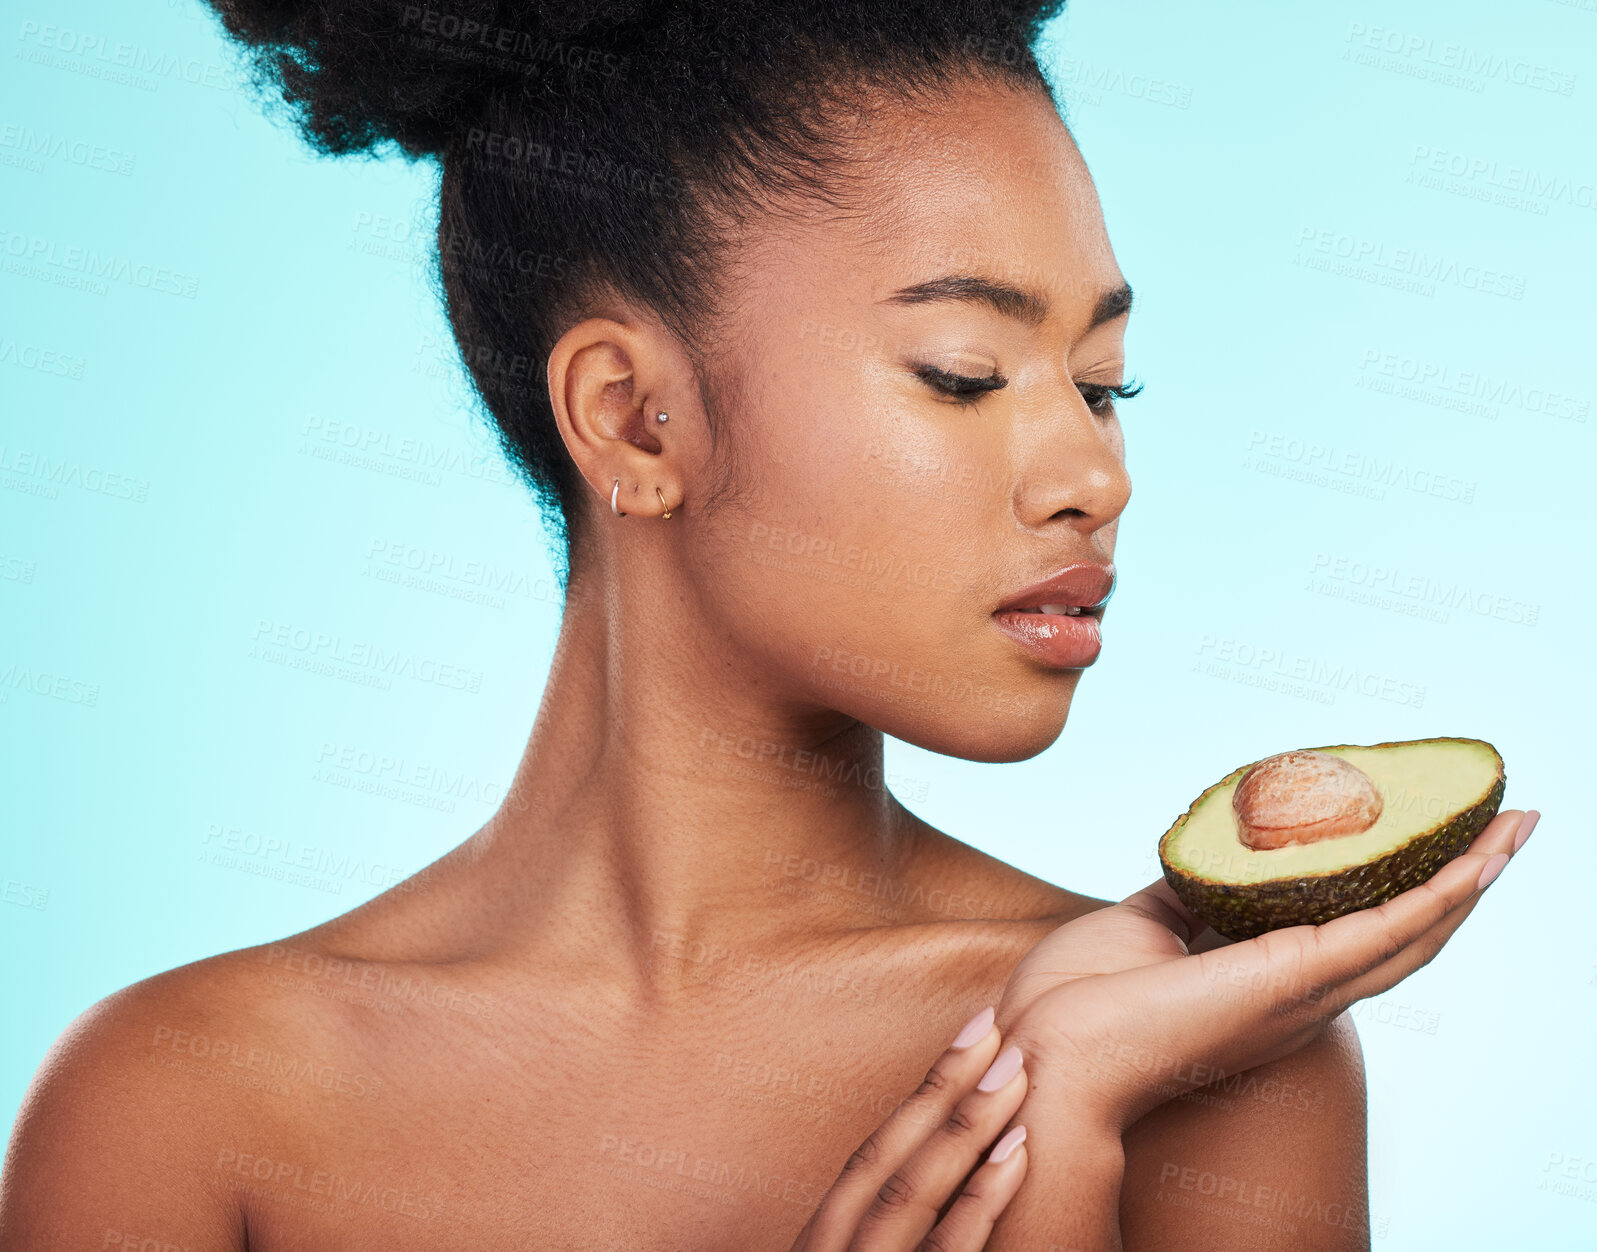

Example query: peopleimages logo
[1195,634,1427,708]
[1244,430,1476,504]
[1343,21,1578,95]
[0,336,86,379]
[1408,145,1597,212]
[0,123,135,175]
[1051,57,1195,109]
[1295,226,1526,300]
[399,5,631,78]
[16,20,244,93]
[1356,347,1590,423]
[249,618,485,693]
[1310,553,1540,626]
[0,227,198,298]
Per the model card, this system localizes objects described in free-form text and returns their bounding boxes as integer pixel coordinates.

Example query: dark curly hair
[205,0,1068,584]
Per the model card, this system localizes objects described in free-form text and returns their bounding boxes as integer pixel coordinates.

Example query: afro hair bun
[207,0,1066,160]
[206,0,668,158]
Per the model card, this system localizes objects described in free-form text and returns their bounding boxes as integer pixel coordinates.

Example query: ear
[546,316,696,520]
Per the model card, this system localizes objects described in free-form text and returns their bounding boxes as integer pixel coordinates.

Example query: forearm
[985,1082,1126,1252]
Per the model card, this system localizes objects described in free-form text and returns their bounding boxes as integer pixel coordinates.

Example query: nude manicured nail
[988,1125,1027,1163]
[951,1005,995,1049]
[1476,852,1509,891]
[977,1045,1023,1092]
[1512,810,1540,853]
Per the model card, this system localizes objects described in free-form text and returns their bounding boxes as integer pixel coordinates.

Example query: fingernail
[951,1005,995,1049]
[988,1125,1027,1163]
[977,1045,1024,1092]
[1476,852,1509,891]
[1512,810,1540,853]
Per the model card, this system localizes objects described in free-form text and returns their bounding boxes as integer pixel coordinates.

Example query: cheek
[758,358,1004,605]
[691,351,1025,719]
[1106,416,1126,464]
[1102,419,1127,545]
[726,333,1006,554]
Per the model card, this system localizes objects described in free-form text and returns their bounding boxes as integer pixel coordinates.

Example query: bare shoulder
[907,816,1116,928]
[1,951,256,1246]
[1118,1011,1371,1251]
[0,930,399,1249]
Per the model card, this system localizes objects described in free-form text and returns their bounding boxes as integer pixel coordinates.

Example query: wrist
[986,1041,1127,1252]
[999,1012,1131,1141]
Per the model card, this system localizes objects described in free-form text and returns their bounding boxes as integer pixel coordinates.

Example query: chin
[879,675,1081,764]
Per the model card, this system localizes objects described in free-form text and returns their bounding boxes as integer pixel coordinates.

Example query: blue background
[3,0,1593,1245]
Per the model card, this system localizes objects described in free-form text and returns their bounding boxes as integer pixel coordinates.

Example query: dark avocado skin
[1158,738,1505,942]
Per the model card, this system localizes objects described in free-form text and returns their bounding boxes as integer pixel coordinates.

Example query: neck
[454,549,928,982]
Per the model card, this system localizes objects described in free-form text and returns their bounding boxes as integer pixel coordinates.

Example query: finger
[796,1006,1002,1252]
[1119,877,1205,946]
[1255,810,1529,1025]
[917,1125,1028,1252]
[1185,925,1234,955]
[1330,808,1533,1006]
[847,1045,1028,1250]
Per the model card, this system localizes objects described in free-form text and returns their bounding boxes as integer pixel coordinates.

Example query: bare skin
[0,78,1516,1250]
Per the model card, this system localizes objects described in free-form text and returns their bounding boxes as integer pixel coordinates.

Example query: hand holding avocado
[994,805,1535,1136]
[1160,737,1506,940]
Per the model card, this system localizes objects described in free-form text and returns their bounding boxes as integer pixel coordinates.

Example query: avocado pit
[1232,749,1384,850]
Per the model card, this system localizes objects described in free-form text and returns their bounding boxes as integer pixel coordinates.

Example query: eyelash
[913,365,1145,415]
[912,364,1008,409]
[1079,379,1144,416]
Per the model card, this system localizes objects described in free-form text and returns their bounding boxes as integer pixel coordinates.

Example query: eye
[912,363,1009,409]
[1078,378,1144,416]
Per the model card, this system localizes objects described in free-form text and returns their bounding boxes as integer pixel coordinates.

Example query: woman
[0,1,1535,1248]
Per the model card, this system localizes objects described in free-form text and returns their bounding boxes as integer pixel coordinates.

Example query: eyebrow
[880,274,1134,331]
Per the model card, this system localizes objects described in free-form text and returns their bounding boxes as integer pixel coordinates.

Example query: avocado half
[1158,737,1505,941]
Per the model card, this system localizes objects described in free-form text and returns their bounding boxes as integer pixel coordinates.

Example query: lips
[989,563,1115,670]
[993,563,1116,617]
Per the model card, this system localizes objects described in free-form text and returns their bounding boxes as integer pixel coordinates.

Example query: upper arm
[1117,1011,1371,1252]
[0,980,248,1251]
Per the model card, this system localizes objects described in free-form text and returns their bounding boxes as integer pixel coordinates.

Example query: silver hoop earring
[611,478,626,517]
[656,411,669,424]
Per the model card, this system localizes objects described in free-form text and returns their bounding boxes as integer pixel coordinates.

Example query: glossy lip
[992,562,1116,616]
[990,563,1115,669]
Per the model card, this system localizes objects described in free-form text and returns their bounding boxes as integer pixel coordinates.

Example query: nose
[1014,400,1133,535]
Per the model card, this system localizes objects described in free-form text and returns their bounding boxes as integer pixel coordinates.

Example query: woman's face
[684,79,1134,763]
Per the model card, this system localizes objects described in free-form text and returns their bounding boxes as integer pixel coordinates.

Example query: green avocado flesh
[1158,737,1505,941]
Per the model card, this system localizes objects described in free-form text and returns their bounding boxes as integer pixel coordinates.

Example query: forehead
[762,80,1122,323]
